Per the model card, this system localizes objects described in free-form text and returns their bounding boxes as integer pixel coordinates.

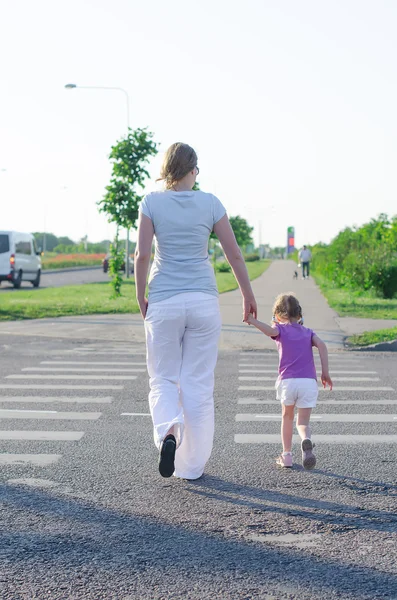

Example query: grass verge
[0,260,270,321]
[348,327,397,347]
[313,273,397,320]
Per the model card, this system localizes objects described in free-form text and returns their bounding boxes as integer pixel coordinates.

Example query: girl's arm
[134,212,154,319]
[312,334,333,389]
[246,314,279,338]
[213,215,257,321]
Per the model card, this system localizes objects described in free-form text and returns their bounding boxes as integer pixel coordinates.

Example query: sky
[1,0,396,249]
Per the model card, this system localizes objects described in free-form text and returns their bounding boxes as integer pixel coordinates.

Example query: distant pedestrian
[299,245,312,279]
[135,142,257,480]
[245,293,332,469]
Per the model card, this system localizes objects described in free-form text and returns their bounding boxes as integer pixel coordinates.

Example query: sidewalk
[219,260,345,350]
[0,260,394,351]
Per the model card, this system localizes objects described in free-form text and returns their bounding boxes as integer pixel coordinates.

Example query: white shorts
[276,378,318,409]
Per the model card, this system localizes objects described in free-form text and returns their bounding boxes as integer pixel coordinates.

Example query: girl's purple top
[273,322,317,381]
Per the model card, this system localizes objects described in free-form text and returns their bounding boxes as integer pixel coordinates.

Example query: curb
[346,338,397,352]
[42,266,103,275]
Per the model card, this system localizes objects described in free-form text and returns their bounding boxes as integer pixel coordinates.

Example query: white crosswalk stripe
[236,413,397,422]
[41,361,146,366]
[238,386,394,391]
[1,384,123,390]
[238,376,380,382]
[235,434,397,444]
[0,409,102,420]
[0,396,113,404]
[6,374,137,380]
[0,431,84,441]
[23,367,145,372]
[0,341,148,474]
[238,398,397,405]
[238,369,378,375]
[0,454,62,466]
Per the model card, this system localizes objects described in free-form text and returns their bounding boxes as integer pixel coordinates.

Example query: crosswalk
[0,342,147,469]
[235,351,397,453]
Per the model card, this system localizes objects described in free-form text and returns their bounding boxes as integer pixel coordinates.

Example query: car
[0,231,42,288]
[102,253,134,274]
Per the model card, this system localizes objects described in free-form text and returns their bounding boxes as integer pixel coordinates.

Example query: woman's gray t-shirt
[140,190,226,304]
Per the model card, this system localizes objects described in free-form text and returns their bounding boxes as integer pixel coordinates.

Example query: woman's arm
[312,334,333,389]
[246,314,279,337]
[134,212,154,318]
[213,214,257,320]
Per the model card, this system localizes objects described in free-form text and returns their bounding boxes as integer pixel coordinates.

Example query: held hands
[245,313,256,325]
[321,372,333,390]
[243,296,257,323]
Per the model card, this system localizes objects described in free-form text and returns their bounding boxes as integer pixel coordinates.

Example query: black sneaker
[159,434,176,478]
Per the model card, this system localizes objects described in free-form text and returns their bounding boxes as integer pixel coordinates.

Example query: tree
[98,128,157,231]
[97,128,157,296]
[33,232,59,252]
[57,236,75,247]
[229,216,254,248]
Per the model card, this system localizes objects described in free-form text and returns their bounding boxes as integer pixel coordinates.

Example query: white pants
[144,292,222,480]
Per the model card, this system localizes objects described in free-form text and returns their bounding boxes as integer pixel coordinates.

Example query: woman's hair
[273,293,303,322]
[157,142,198,189]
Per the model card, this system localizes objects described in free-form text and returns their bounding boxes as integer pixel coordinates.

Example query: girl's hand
[245,313,256,325]
[243,295,257,322]
[321,372,333,390]
[138,297,149,319]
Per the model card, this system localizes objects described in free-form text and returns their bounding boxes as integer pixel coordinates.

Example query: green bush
[245,253,260,262]
[311,214,397,299]
[215,261,231,273]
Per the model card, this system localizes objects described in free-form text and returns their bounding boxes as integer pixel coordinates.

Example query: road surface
[0,337,396,599]
[0,268,110,291]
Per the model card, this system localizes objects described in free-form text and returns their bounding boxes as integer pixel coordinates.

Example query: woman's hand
[138,297,149,319]
[243,295,257,322]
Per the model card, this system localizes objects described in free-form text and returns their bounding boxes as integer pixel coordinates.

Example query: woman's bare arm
[213,214,257,320]
[134,212,154,318]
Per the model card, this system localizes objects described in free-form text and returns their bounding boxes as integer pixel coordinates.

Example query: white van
[0,231,42,288]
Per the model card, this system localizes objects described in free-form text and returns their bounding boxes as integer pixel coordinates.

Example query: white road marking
[0,431,84,441]
[0,409,102,420]
[0,454,61,466]
[66,351,145,356]
[238,398,397,405]
[41,361,146,366]
[23,367,145,372]
[121,413,151,416]
[0,396,113,404]
[238,369,378,375]
[6,375,137,380]
[236,413,397,422]
[238,386,394,391]
[235,434,397,444]
[1,385,123,390]
[238,376,380,382]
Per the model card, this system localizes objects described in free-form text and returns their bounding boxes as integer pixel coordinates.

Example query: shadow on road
[0,482,396,598]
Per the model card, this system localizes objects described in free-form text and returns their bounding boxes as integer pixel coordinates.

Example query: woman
[135,142,257,480]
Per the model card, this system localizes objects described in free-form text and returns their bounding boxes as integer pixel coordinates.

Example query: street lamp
[65,82,132,276]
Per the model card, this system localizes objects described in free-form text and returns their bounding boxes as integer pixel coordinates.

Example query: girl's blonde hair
[157,142,198,190]
[273,293,303,322]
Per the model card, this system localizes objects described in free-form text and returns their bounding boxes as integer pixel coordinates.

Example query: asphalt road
[0,334,396,599]
[0,268,111,291]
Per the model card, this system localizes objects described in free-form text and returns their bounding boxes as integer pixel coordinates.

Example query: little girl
[246,293,333,469]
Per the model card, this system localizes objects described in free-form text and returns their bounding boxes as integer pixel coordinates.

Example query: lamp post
[65,83,132,277]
